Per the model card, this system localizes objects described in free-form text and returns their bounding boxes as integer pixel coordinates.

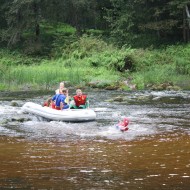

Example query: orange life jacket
[73,95,87,107]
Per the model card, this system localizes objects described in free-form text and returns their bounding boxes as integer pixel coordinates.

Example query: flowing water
[0,90,190,190]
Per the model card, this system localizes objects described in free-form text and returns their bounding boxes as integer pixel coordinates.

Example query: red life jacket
[43,101,48,107]
[73,95,87,107]
[55,106,61,110]
[51,102,56,109]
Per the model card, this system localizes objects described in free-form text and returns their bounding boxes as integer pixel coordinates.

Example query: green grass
[130,44,190,89]
[40,21,76,35]
[0,55,121,90]
[0,36,190,91]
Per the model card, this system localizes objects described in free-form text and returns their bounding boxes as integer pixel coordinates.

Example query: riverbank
[0,37,190,91]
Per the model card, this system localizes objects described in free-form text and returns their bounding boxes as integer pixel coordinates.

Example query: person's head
[76,89,82,96]
[47,97,52,106]
[59,82,64,90]
[61,88,68,95]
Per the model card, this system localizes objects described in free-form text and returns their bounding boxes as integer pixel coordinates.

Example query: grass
[0,54,121,91]
[130,44,190,89]
[0,35,190,91]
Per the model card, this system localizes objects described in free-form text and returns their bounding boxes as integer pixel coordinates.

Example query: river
[0,90,190,190]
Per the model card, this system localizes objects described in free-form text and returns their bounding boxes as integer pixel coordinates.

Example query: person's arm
[60,95,66,110]
[85,97,89,108]
[69,97,76,108]
[60,102,63,110]
[55,89,59,94]
[65,91,69,104]
[50,95,56,108]
[52,94,56,101]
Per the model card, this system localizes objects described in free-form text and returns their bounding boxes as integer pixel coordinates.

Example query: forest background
[0,0,190,91]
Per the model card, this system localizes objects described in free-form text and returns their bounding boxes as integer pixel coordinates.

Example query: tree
[168,0,190,42]
[105,0,190,45]
[1,0,104,46]
[1,0,43,46]
[63,0,98,35]
[184,5,190,42]
[104,0,142,45]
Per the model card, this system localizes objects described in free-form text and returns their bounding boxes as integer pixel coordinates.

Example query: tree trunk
[185,5,190,42]
[185,5,190,28]
[183,7,187,42]
[33,2,40,42]
[35,23,40,41]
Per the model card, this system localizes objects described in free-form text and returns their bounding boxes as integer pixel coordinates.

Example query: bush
[175,57,190,75]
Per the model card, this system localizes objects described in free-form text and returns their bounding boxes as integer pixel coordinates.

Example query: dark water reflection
[0,90,190,189]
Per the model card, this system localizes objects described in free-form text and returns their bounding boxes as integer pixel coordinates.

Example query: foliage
[0,0,43,46]
[1,0,190,49]
[63,35,109,58]
[129,44,190,89]
[175,57,190,75]
[0,49,43,65]
[0,58,121,91]
[105,0,190,46]
[0,37,124,90]
[55,35,135,72]
[0,35,190,91]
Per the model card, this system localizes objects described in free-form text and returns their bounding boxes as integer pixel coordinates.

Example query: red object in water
[117,117,130,132]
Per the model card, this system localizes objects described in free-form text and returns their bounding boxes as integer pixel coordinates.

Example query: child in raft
[51,88,69,110]
[43,81,69,108]
[55,81,65,94]
[69,89,89,109]
[43,97,52,107]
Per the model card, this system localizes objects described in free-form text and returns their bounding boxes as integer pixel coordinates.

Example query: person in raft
[43,97,52,107]
[51,88,69,110]
[69,89,89,109]
[43,82,68,108]
[55,81,65,94]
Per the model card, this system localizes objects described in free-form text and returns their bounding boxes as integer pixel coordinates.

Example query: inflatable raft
[22,102,96,122]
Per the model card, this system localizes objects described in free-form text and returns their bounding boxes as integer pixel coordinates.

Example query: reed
[1,57,120,90]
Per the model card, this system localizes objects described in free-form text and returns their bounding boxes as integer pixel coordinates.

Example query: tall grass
[130,44,190,89]
[0,56,121,90]
[0,36,190,91]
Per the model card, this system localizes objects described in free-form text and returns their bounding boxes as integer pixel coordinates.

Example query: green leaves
[105,0,190,46]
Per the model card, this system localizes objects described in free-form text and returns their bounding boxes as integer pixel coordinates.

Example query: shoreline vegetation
[0,1,190,92]
[0,25,190,92]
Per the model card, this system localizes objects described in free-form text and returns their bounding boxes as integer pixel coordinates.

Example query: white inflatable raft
[22,102,96,122]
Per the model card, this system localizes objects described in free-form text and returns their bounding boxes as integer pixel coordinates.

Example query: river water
[0,90,190,190]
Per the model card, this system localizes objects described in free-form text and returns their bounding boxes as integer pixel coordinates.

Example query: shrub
[175,57,190,75]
